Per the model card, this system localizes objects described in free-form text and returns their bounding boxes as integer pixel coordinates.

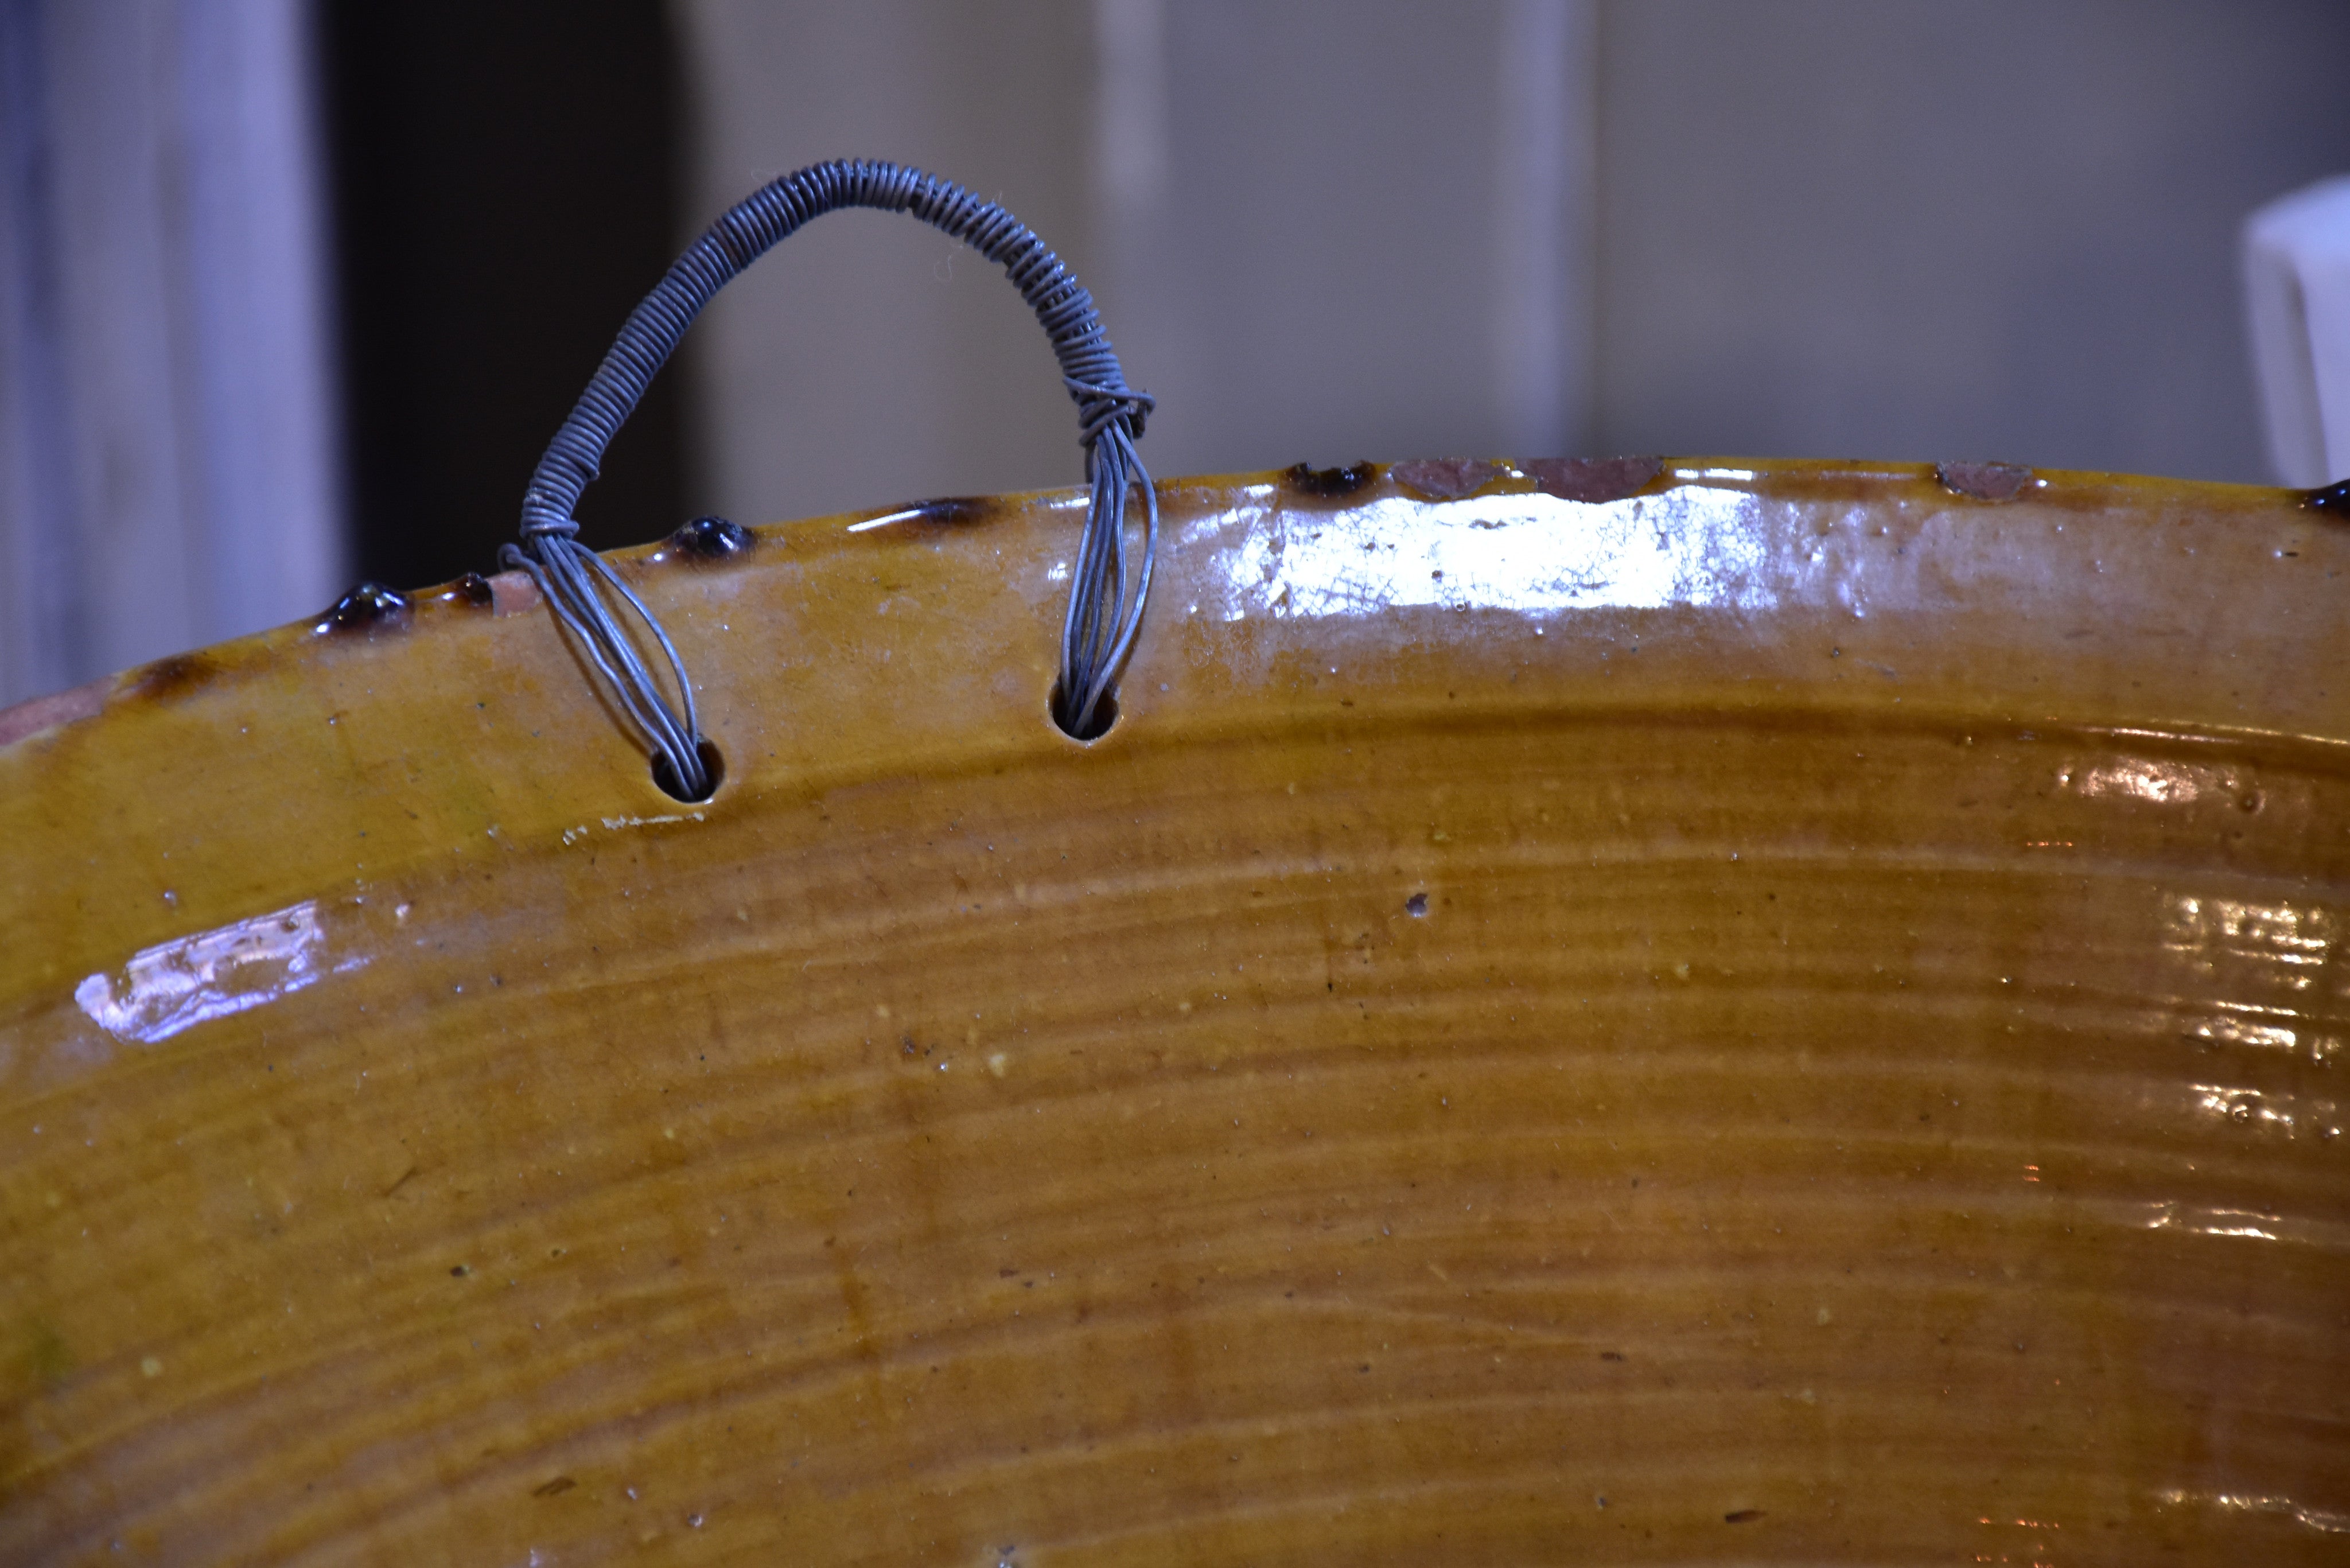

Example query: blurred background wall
[674,0,1598,526]
[2,0,2347,710]
[0,0,344,709]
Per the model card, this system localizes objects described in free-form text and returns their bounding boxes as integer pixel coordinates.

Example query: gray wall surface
[676,1,1098,528]
[675,0,1595,525]
[677,0,2350,538]
[0,0,345,707]
[1594,0,2350,478]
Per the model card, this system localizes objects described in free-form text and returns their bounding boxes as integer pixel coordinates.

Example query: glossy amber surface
[2,460,2345,1563]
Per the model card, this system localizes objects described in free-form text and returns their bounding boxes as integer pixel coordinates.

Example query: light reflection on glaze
[2065,758,2230,806]
[2188,1083,2309,1135]
[2142,1203,2283,1242]
[75,900,355,1045]
[2161,893,2343,1062]
[2166,895,2338,978]
[1188,486,1786,621]
[2138,1201,2350,1248]
[2179,1005,2306,1055]
[2156,1489,2350,1534]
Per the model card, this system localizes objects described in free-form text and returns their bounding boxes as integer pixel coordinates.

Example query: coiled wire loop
[503,159,1157,799]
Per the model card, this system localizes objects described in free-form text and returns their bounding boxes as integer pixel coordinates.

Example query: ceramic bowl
[2,458,2344,1563]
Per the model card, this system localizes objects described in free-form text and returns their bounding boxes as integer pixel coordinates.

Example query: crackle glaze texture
[1,460,2345,1565]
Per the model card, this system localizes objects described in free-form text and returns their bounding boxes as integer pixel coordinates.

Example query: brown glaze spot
[129,651,216,703]
[1283,462,1378,498]
[2305,478,2350,516]
[1392,458,1503,501]
[317,582,412,635]
[532,1476,577,1498]
[1723,1510,1765,1524]
[1525,456,1664,505]
[1937,461,2036,503]
[668,515,754,559]
[443,573,495,608]
[908,496,999,527]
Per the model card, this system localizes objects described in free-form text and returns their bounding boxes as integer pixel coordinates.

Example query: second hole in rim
[651,738,726,802]
[1049,680,1119,742]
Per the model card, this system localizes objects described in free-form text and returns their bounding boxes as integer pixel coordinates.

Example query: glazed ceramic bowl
[2,458,2344,1563]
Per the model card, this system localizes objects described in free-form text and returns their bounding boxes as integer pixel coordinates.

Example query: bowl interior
[2,460,2345,1563]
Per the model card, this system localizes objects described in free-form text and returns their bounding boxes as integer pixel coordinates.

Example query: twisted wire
[503,159,1156,799]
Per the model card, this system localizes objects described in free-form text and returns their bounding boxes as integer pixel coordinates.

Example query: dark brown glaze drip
[1937,461,2037,503]
[1525,456,1664,504]
[1392,458,1503,501]
[129,651,216,703]
[905,496,999,528]
[316,582,413,635]
[2304,478,2350,515]
[668,515,755,558]
[1282,461,1378,498]
[446,573,496,607]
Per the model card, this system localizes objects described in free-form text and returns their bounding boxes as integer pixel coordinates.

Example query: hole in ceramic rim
[651,738,725,803]
[1048,680,1120,743]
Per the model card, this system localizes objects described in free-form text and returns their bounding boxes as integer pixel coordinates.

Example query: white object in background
[0,0,345,710]
[2244,174,2350,488]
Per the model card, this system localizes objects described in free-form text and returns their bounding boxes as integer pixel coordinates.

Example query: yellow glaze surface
[2,460,2346,1563]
